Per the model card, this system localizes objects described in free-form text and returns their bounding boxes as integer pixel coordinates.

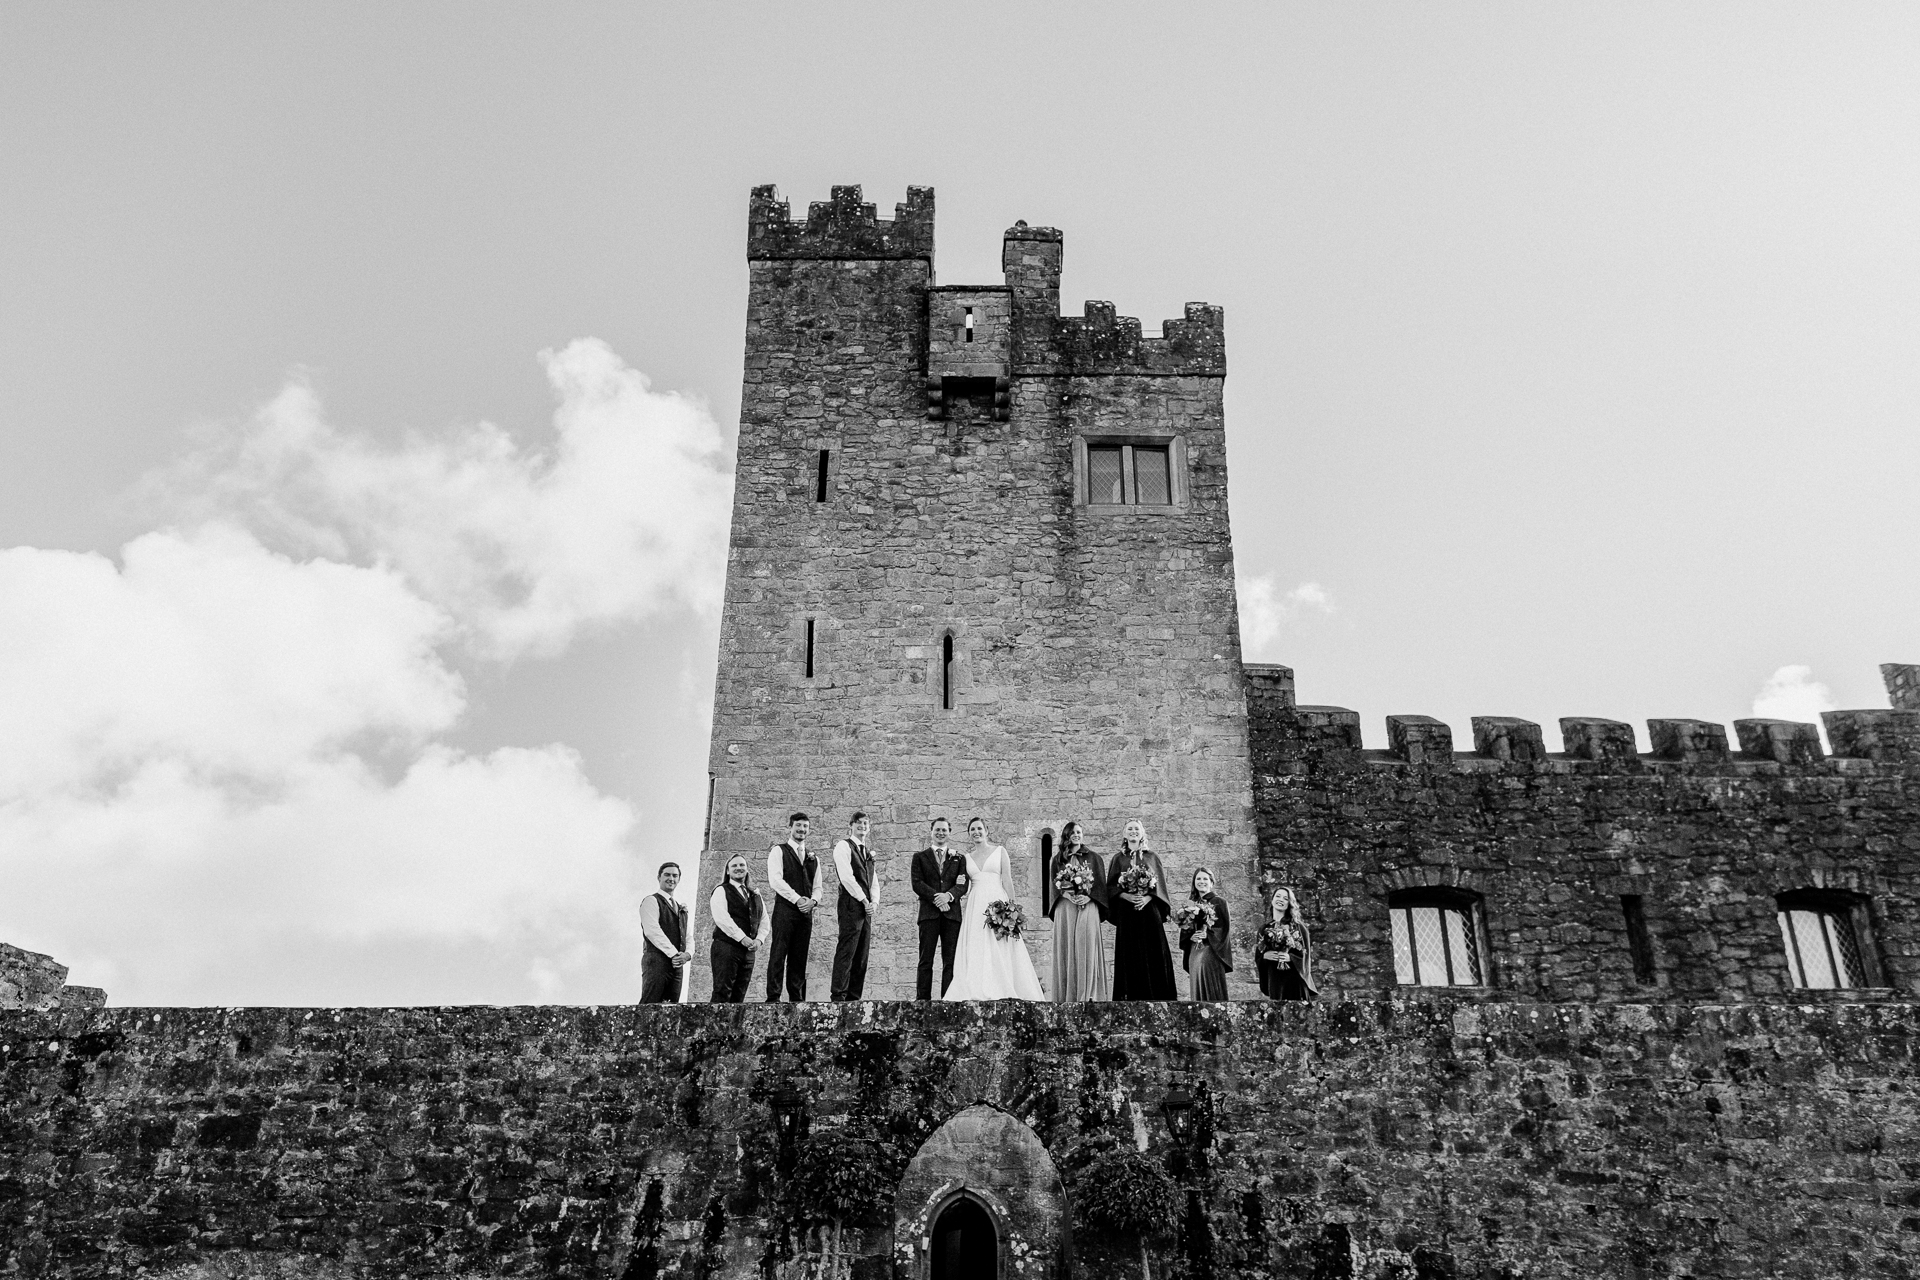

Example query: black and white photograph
[3,4,1917,1276]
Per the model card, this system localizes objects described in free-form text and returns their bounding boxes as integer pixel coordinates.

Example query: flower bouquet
[1260,921,1303,962]
[1115,865,1157,899]
[1174,901,1217,936]
[984,899,1027,940]
[1053,861,1094,899]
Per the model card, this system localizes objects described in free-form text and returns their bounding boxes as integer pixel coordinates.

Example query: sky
[2,3,1915,1006]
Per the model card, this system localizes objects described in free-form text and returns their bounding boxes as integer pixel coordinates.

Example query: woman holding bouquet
[1106,820,1177,1001]
[1044,820,1108,1002]
[1256,886,1318,1000]
[1176,868,1233,1001]
[943,817,1047,1001]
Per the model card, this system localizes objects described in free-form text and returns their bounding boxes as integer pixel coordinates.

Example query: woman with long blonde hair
[1105,819,1176,1000]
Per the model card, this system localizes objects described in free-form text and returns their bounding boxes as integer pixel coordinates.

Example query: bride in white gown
[943,818,1047,1001]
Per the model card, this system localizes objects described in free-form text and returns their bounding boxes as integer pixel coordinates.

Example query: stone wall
[4,1000,1916,1279]
[1247,663,1920,1003]
[699,186,1257,1000]
[0,942,105,1012]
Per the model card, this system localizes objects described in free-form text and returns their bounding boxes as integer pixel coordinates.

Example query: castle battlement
[1247,661,1919,1009]
[746,183,934,260]
[1257,704,1919,772]
[1246,662,1920,773]
[1042,300,1227,377]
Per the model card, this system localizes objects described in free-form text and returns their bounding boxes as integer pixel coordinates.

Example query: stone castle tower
[695,184,1257,999]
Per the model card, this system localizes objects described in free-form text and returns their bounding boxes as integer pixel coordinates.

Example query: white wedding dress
[943,844,1047,1001]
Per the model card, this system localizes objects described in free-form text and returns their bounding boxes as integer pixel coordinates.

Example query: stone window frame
[1071,431,1189,515]
[1775,888,1886,990]
[1385,886,1492,990]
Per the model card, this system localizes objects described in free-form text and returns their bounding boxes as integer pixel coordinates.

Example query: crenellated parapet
[747,183,934,260]
[1254,662,1920,777]
[1022,300,1227,377]
[1249,661,1920,1005]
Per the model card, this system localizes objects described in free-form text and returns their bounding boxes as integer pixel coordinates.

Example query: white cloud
[1752,664,1836,728]
[1237,574,1335,658]
[0,526,460,797]
[155,337,733,659]
[0,342,728,1004]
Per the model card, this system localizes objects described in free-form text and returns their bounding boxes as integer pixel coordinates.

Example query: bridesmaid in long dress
[1045,821,1108,1001]
[1106,820,1177,1001]
[1177,867,1233,1001]
[1255,886,1319,1000]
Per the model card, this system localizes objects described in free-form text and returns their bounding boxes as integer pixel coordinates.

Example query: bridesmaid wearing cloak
[1106,820,1177,1001]
[1178,867,1233,1001]
[1256,886,1319,1000]
[1045,821,1108,1002]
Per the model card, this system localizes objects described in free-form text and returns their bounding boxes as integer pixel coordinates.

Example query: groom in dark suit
[910,817,968,999]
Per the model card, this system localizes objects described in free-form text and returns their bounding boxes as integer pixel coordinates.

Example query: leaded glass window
[1088,446,1125,504]
[1133,446,1171,504]
[1778,904,1865,989]
[1084,441,1176,506]
[1388,896,1483,987]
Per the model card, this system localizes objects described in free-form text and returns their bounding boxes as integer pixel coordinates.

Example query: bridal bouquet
[1260,921,1304,960]
[1053,861,1094,899]
[1174,901,1217,935]
[984,899,1027,940]
[1115,865,1157,899]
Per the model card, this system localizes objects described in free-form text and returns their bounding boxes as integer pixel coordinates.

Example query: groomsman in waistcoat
[830,812,877,1001]
[706,852,766,1003]
[765,813,819,1002]
[910,817,968,999]
[638,862,690,1004]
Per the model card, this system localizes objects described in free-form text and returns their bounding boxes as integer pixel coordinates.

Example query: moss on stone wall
[3,1000,1917,1278]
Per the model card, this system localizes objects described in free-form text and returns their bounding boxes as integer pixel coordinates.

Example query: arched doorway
[931,1195,997,1279]
[894,1104,1065,1280]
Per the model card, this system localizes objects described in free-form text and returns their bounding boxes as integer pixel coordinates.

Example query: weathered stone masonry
[700,186,1256,1000]
[1248,664,1920,1003]
[0,943,105,1014]
[4,187,1917,1279]
[3,1001,1917,1279]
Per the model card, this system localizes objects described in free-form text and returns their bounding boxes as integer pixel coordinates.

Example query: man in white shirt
[638,862,690,1004]
[830,811,877,1001]
[765,812,818,1002]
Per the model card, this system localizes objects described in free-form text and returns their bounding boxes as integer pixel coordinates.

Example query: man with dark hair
[639,861,690,1004]
[765,813,818,1001]
[830,811,877,1001]
[911,817,968,999]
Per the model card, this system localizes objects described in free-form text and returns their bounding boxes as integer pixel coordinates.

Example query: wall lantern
[1163,1088,1196,1147]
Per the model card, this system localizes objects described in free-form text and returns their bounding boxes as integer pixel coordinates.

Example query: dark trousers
[831,903,870,1001]
[916,916,961,1000]
[766,903,812,1002]
[639,948,682,1004]
[709,936,753,1003]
